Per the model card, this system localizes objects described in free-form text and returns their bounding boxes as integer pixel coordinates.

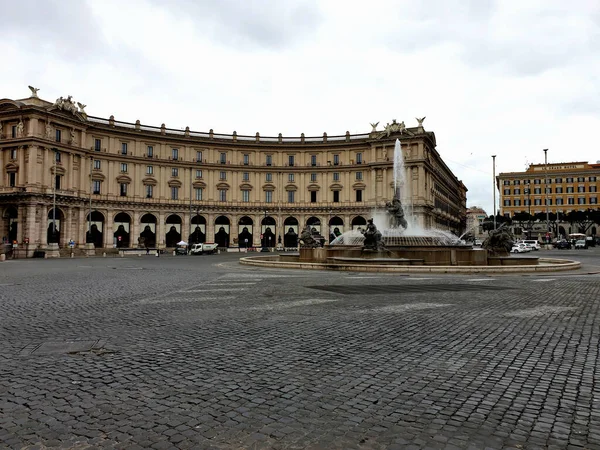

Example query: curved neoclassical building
[0,90,467,255]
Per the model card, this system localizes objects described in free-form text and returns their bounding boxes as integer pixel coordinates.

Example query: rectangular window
[243,172,249,181]
[310,173,317,182]
[120,183,127,196]
[219,171,226,180]
[578,197,586,205]
[556,198,563,205]
[356,171,363,180]
[243,154,249,165]
[578,186,586,193]
[9,172,16,187]
[288,191,295,203]
[534,199,541,205]
[12,126,17,138]
[589,176,596,182]
[590,186,597,193]
[503,180,510,185]
[310,191,317,203]
[590,197,598,204]
[241,190,250,202]
[556,187,563,193]
[568,197,574,205]
[94,160,101,170]
[121,142,128,155]
[311,155,317,166]
[120,163,128,173]
[555,177,562,183]
[333,154,340,166]
[195,169,202,179]
[92,180,101,194]
[534,179,541,185]
[147,145,154,157]
[524,198,530,206]
[55,129,61,142]
[566,177,573,183]
[94,139,101,151]
[171,168,178,177]
[288,155,295,167]
[356,189,363,202]
[195,188,203,201]
[513,188,520,195]
[333,191,340,202]
[577,177,585,182]
[10,148,17,159]
[356,152,363,164]
[503,189,510,195]
[546,187,552,194]
[514,199,521,206]
[288,173,294,182]
[266,173,272,182]
[503,199,510,206]
[55,151,61,163]
[333,172,340,182]
[219,189,227,202]
[220,152,227,164]
[172,148,179,160]
[534,188,541,194]
[566,187,574,193]
[266,155,272,166]
[146,165,153,175]
[513,180,521,185]
[146,185,153,198]
[545,198,552,205]
[265,191,272,203]
[171,187,179,200]
[55,175,61,190]
[196,151,202,162]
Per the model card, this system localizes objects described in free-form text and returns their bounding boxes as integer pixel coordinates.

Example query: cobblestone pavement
[1,249,600,449]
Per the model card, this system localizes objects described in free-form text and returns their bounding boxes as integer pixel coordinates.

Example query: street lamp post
[492,155,497,230]
[544,148,550,243]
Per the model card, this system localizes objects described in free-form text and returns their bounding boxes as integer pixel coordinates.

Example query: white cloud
[1,0,599,215]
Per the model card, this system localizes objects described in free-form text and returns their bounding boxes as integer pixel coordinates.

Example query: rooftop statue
[416,116,426,127]
[28,85,40,98]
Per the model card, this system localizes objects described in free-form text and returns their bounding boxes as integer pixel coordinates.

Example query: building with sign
[0,88,467,256]
[497,161,600,238]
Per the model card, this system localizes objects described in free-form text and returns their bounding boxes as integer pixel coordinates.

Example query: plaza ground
[1,248,600,449]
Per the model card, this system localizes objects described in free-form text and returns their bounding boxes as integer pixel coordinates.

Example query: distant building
[466,207,487,240]
[497,161,600,238]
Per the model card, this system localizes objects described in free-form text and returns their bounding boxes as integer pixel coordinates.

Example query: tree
[482,214,512,231]
[564,209,600,234]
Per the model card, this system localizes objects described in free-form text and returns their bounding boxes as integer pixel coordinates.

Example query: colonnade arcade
[1,203,370,249]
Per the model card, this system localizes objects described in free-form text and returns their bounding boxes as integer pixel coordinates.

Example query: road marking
[139,296,235,305]
[249,298,338,310]
[203,281,258,285]
[408,278,435,281]
[370,303,453,313]
[531,279,555,282]
[181,288,248,292]
[465,278,495,282]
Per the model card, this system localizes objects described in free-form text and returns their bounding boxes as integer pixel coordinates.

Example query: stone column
[206,213,215,244]
[17,205,26,244]
[64,207,73,245]
[157,211,165,247]
[77,207,86,247]
[41,206,48,246]
[183,212,190,244]
[104,209,114,248]
[132,210,141,248]
[230,215,239,248]
[253,214,261,248]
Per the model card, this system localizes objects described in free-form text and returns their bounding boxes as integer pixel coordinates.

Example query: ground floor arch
[238,216,253,248]
[189,214,206,244]
[328,216,344,242]
[85,211,105,247]
[140,213,157,248]
[261,216,276,247]
[114,212,131,248]
[283,217,299,247]
[215,216,230,248]
[3,206,18,244]
[47,207,65,244]
[352,216,367,230]
[165,214,182,247]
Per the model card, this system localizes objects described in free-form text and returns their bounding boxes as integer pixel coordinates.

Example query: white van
[517,240,540,251]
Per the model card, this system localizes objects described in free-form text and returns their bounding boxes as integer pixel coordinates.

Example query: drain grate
[19,339,108,356]
[307,284,511,295]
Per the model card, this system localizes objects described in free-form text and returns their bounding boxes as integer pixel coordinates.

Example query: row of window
[92,140,365,166]
[503,176,597,185]
[87,181,364,203]
[503,186,598,195]
[91,161,365,182]
[504,197,599,206]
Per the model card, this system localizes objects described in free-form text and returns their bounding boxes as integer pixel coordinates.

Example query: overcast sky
[2,0,599,214]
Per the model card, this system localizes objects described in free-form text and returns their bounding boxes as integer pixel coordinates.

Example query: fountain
[240,139,580,272]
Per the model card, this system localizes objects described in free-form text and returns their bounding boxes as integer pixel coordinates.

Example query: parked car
[575,240,588,249]
[554,240,572,250]
[175,246,188,255]
[517,240,540,251]
[474,239,483,247]
[511,243,531,253]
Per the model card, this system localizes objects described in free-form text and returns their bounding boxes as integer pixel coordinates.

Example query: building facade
[1,89,467,255]
[498,162,600,238]
[465,206,488,240]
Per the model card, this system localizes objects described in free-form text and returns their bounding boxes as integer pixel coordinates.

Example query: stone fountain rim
[239,255,581,274]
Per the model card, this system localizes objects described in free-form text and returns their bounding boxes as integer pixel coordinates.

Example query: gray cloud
[146,0,323,49]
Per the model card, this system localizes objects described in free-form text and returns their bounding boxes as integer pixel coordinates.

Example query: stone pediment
[192,181,206,188]
[0,99,24,111]
[142,177,157,186]
[329,183,343,191]
[352,182,367,190]
[216,182,230,190]
[5,162,19,172]
[239,183,253,190]
[168,179,182,188]
[91,172,105,181]
[262,183,276,191]
[116,175,132,184]
[307,183,320,191]
[285,183,298,191]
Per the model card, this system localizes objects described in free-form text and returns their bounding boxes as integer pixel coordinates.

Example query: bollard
[120,253,124,258]
[70,252,74,258]
[0,254,5,262]
[103,252,106,257]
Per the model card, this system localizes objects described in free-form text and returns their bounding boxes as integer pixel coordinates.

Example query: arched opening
[189,214,206,244]
[559,226,567,239]
[165,214,182,247]
[306,216,321,235]
[215,216,230,248]
[47,207,65,245]
[328,216,344,243]
[261,216,276,248]
[352,216,367,230]
[283,217,299,247]
[3,206,18,244]
[238,216,253,248]
[140,213,157,248]
[85,211,104,247]
[113,212,131,248]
